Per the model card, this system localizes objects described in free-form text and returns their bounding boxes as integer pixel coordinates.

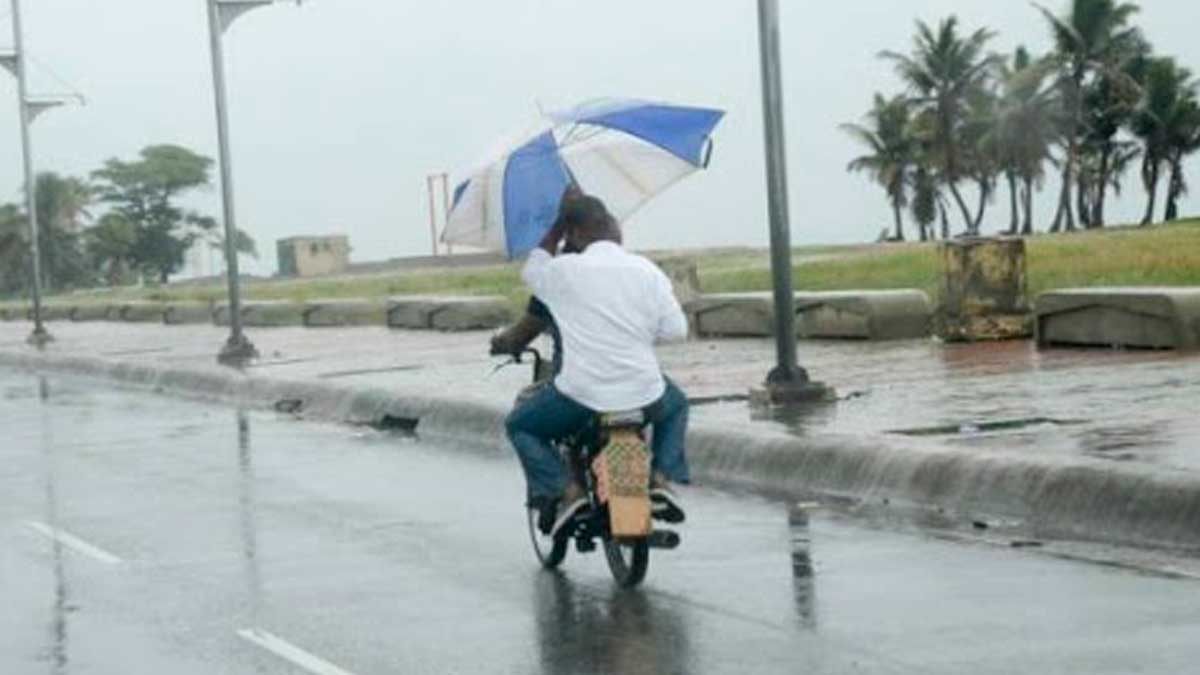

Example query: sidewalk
[2,320,1199,554]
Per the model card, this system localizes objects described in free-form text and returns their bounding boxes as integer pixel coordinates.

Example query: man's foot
[548,482,589,538]
[650,473,686,524]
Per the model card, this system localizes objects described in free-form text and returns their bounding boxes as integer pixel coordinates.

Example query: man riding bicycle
[501,193,690,537]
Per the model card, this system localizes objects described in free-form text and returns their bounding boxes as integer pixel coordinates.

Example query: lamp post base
[217,333,259,366]
[750,365,835,407]
[26,325,53,348]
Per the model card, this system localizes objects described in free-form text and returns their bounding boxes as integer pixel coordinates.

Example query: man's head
[558,193,621,252]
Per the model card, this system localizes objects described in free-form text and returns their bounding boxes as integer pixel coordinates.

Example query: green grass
[13,218,1200,312]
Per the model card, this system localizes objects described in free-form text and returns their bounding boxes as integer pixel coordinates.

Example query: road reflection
[531,572,695,675]
[37,375,70,674]
[235,409,264,628]
[790,503,818,631]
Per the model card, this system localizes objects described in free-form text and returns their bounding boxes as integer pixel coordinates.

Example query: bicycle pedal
[575,537,597,553]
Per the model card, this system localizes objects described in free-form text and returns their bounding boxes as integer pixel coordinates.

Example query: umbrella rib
[592,144,652,200]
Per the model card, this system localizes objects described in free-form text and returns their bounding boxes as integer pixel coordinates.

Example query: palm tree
[1161,83,1200,221]
[1131,57,1198,225]
[1080,34,1151,226]
[1035,0,1141,232]
[34,172,94,291]
[909,165,940,241]
[989,47,1063,235]
[880,17,1000,233]
[1078,140,1140,224]
[962,85,1003,233]
[842,94,916,241]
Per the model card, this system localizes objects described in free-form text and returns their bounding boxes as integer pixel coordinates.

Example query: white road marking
[236,628,358,675]
[26,521,122,565]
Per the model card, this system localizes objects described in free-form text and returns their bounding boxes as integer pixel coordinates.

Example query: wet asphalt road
[4,374,1200,674]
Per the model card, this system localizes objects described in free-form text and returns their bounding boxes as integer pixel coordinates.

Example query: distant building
[277,235,351,278]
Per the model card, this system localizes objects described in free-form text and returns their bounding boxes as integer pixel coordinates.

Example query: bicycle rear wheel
[603,537,649,587]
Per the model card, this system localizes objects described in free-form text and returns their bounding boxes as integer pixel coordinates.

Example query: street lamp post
[3,0,52,346]
[754,0,830,404]
[206,0,298,365]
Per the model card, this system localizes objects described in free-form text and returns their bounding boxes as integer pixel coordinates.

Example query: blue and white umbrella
[443,99,725,258]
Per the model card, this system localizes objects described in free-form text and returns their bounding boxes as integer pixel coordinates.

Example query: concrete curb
[1036,287,1200,350]
[1,348,1197,555]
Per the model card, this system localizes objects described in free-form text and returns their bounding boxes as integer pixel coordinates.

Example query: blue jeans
[505,380,691,500]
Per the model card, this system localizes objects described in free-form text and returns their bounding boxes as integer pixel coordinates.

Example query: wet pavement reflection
[37,376,71,675]
[235,409,264,631]
[5,373,1200,674]
[532,572,695,675]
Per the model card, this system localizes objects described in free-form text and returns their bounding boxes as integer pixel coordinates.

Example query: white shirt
[522,241,689,412]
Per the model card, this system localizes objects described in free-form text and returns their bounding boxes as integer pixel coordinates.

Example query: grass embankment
[27,218,1200,311]
[702,218,1200,299]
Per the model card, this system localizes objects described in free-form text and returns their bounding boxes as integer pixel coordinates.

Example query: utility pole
[2,0,56,347]
[206,0,300,365]
[754,0,830,404]
[426,174,440,257]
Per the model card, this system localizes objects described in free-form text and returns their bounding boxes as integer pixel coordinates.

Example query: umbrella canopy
[443,99,725,258]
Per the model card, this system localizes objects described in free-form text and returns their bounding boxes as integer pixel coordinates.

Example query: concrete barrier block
[387,295,513,331]
[303,299,388,327]
[688,290,932,340]
[430,298,513,331]
[0,305,20,321]
[70,304,115,322]
[164,302,215,325]
[117,302,168,323]
[686,293,776,337]
[796,290,931,340]
[1035,287,1200,350]
[40,305,72,322]
[215,301,307,327]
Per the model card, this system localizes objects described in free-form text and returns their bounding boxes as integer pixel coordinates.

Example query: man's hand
[537,220,567,256]
[490,315,548,355]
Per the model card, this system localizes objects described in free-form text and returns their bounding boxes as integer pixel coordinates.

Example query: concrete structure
[796,291,931,340]
[303,299,388,327]
[215,301,307,327]
[687,292,777,337]
[938,238,1032,341]
[1036,287,1200,350]
[70,304,114,322]
[39,304,71,321]
[687,290,932,340]
[277,235,350,278]
[117,302,167,323]
[386,295,513,331]
[654,258,702,308]
[164,302,215,325]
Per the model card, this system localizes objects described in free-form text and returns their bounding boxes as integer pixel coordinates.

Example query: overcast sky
[2,1,1198,274]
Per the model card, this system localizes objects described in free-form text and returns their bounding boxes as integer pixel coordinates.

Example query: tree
[34,172,94,291]
[842,94,916,241]
[909,165,940,241]
[85,212,139,287]
[1162,85,1200,221]
[962,84,1003,233]
[91,144,217,283]
[1130,57,1197,225]
[0,204,29,296]
[1035,0,1141,232]
[988,47,1063,235]
[880,17,1001,233]
[1079,34,1151,226]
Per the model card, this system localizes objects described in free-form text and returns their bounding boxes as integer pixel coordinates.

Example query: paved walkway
[3,320,1198,477]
